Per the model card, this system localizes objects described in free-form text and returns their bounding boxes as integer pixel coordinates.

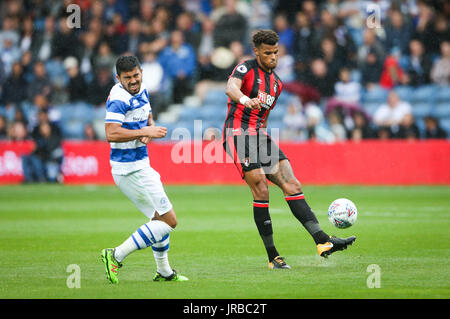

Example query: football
[328,198,358,229]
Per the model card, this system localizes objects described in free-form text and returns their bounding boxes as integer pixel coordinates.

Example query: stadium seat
[269,105,286,121]
[410,85,437,103]
[61,120,85,139]
[394,86,413,102]
[203,89,229,106]
[439,117,450,135]
[411,102,433,118]
[435,86,450,103]
[198,105,228,120]
[361,87,388,103]
[433,102,450,118]
[362,102,380,116]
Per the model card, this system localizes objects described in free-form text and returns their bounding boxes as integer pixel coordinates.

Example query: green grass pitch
[0,184,449,299]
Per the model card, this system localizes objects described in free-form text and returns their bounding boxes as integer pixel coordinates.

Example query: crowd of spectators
[0,0,449,148]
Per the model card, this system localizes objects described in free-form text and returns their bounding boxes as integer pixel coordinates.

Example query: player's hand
[244,98,262,110]
[141,126,167,138]
[139,136,152,144]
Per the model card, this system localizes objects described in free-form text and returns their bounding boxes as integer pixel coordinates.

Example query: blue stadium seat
[394,86,413,102]
[435,86,450,103]
[410,85,437,103]
[361,87,388,103]
[61,120,85,139]
[411,102,433,118]
[433,102,450,118]
[362,102,380,116]
[203,89,229,106]
[269,105,286,121]
[178,107,201,121]
[198,105,228,120]
[439,118,450,135]
[93,107,106,120]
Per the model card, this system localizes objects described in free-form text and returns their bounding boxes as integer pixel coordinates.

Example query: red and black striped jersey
[223,59,283,137]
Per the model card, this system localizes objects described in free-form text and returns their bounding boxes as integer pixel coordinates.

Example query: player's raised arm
[105,122,167,143]
[226,77,261,110]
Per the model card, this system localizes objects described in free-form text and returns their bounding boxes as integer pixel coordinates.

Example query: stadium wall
[0,140,449,185]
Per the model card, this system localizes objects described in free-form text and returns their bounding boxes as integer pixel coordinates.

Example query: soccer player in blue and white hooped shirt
[101,56,188,283]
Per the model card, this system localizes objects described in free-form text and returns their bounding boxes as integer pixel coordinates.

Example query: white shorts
[112,166,173,219]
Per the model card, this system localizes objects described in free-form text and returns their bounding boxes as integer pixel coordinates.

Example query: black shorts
[223,130,288,179]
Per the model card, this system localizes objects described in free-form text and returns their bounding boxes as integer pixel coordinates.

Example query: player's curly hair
[116,55,140,75]
[252,30,279,48]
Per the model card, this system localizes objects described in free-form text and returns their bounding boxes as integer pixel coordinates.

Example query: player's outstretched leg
[245,169,290,269]
[268,160,356,257]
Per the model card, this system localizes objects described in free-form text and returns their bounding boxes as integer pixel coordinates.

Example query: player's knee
[284,179,302,195]
[253,180,269,200]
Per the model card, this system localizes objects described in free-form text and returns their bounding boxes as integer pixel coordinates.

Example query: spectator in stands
[350,110,375,141]
[327,110,347,142]
[281,97,307,141]
[394,113,420,140]
[325,67,362,129]
[197,17,216,80]
[357,29,385,69]
[373,90,412,134]
[84,123,98,141]
[175,11,201,53]
[64,56,88,103]
[93,41,116,73]
[115,17,145,56]
[52,17,81,61]
[213,0,248,48]
[305,102,335,142]
[292,11,314,68]
[158,30,196,104]
[27,60,52,102]
[379,54,407,89]
[273,13,294,55]
[31,16,55,62]
[383,8,413,56]
[0,115,7,139]
[144,18,170,55]
[318,36,346,86]
[424,116,447,139]
[27,94,61,131]
[0,17,20,52]
[1,61,28,107]
[141,49,165,118]
[303,58,335,98]
[0,36,21,77]
[275,43,295,83]
[430,40,450,85]
[22,109,63,183]
[7,120,27,141]
[87,66,115,107]
[19,16,34,54]
[402,39,432,86]
[360,48,383,90]
[0,115,8,140]
[79,31,99,82]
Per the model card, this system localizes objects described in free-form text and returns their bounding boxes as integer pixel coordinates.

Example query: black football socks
[285,193,330,245]
[253,200,279,261]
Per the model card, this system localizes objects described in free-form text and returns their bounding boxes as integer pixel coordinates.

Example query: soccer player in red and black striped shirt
[223,30,356,269]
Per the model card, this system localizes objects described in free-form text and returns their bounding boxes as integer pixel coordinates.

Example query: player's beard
[127,81,140,95]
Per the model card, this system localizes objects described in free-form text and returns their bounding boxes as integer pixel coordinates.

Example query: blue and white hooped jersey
[105,83,152,175]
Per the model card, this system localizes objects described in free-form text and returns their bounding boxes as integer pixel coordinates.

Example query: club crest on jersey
[257,90,275,110]
[237,65,247,73]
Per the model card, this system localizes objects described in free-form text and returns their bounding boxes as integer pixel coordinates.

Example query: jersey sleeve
[105,99,128,124]
[229,61,251,81]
